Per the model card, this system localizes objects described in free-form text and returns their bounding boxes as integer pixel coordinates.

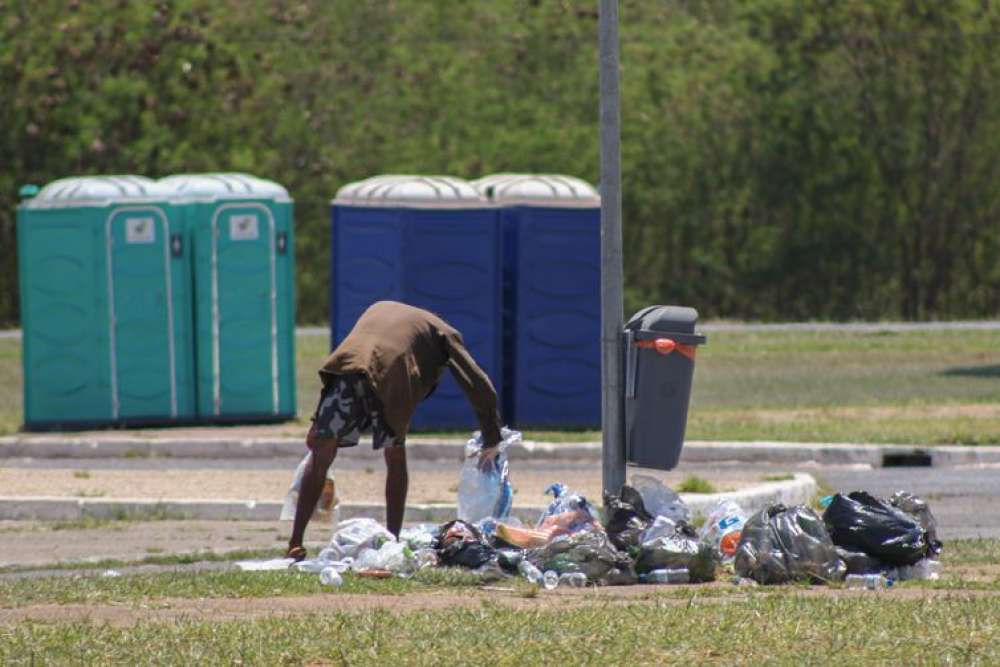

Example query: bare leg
[384,446,408,538]
[288,437,337,552]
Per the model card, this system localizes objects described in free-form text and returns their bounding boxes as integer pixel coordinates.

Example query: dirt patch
[3,584,998,627]
[0,520,298,569]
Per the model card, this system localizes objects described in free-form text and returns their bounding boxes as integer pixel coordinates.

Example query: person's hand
[475,445,500,472]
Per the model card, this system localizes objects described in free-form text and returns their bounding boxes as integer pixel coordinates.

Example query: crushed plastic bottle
[414,548,438,570]
[846,574,892,590]
[559,573,588,588]
[894,559,942,582]
[543,570,559,590]
[643,568,690,584]
[518,560,544,586]
[320,566,344,587]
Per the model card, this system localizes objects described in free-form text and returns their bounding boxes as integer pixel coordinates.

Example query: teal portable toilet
[17,176,196,429]
[159,174,295,422]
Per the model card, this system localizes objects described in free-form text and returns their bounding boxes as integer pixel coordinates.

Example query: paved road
[5,456,995,540]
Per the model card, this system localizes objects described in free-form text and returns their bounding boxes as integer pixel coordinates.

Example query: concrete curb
[0,474,816,522]
[2,434,1000,467]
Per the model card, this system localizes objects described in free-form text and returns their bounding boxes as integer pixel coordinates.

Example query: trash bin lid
[625,305,706,345]
[158,173,290,202]
[20,175,167,209]
[332,175,488,208]
[472,174,600,207]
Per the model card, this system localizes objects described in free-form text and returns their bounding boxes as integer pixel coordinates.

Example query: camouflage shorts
[311,373,403,449]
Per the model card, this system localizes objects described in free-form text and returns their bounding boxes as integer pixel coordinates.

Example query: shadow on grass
[940,364,1000,379]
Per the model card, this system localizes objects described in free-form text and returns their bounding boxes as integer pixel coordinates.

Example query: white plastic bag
[279,453,340,526]
[457,427,519,523]
[640,515,679,544]
[352,541,415,574]
[235,558,294,572]
[399,524,439,551]
[328,518,394,560]
[631,474,690,523]
[698,499,747,560]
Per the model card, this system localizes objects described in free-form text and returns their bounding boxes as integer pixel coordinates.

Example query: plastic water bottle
[518,560,544,586]
[559,573,588,588]
[919,559,943,581]
[293,560,328,574]
[542,570,559,590]
[320,566,343,587]
[846,574,891,590]
[645,568,690,584]
[897,559,942,581]
[415,549,438,570]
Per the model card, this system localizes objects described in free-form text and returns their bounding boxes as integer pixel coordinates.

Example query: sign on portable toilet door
[230,214,260,241]
[126,217,156,244]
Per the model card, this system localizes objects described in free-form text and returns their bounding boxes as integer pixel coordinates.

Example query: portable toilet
[330,175,502,431]
[16,175,196,429]
[473,174,601,428]
[159,173,296,422]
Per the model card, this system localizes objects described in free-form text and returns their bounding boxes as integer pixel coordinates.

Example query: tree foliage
[1,0,998,325]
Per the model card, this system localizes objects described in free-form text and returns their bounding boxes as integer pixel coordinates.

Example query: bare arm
[444,333,502,447]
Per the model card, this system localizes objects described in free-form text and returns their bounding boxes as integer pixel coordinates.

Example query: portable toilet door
[160,174,296,422]
[473,174,601,429]
[331,175,503,431]
[16,176,195,429]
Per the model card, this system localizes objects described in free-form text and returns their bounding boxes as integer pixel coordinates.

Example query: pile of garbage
[282,471,733,589]
[257,430,944,591]
[732,490,943,588]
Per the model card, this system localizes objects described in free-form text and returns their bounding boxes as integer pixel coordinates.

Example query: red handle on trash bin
[634,337,697,360]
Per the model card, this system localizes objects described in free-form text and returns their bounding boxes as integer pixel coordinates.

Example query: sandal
[285,545,307,562]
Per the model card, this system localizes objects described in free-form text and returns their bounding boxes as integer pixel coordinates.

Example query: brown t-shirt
[319,301,502,446]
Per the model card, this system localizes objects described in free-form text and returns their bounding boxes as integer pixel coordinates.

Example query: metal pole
[599,0,625,497]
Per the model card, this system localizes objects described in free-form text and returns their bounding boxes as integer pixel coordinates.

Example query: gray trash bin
[624,305,706,470]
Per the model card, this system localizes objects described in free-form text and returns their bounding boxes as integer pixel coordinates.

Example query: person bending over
[285,300,501,560]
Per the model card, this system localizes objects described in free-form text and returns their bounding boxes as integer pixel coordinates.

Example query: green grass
[0,567,493,607]
[0,541,996,663]
[6,328,1000,443]
[675,476,717,494]
[2,592,999,664]
[760,473,795,482]
[0,547,285,575]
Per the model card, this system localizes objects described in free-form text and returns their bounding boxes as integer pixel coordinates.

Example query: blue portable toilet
[473,174,601,429]
[330,176,502,431]
[16,176,196,429]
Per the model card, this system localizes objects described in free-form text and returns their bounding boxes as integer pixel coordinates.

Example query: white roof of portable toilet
[472,174,600,208]
[158,173,290,202]
[21,175,169,209]
[332,175,489,208]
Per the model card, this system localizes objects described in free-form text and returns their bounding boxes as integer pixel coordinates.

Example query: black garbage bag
[734,504,846,585]
[634,522,718,582]
[889,490,943,556]
[434,520,496,569]
[525,528,634,583]
[823,491,929,566]
[603,485,653,552]
[836,547,885,575]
